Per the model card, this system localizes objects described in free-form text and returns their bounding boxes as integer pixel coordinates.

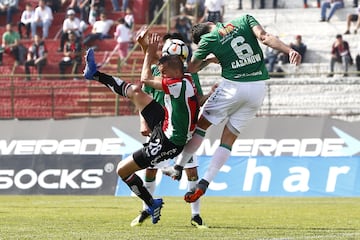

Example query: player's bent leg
[185,166,206,228]
[131,166,162,226]
[184,179,209,203]
[116,156,142,179]
[83,48,97,80]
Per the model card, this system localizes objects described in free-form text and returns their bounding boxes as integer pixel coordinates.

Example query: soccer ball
[161,39,189,61]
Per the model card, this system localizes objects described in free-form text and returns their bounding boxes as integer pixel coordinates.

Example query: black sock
[96,72,131,97]
[123,174,154,207]
[198,179,210,193]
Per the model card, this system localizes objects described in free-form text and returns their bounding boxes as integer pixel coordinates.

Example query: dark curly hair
[192,23,211,44]
[158,55,184,73]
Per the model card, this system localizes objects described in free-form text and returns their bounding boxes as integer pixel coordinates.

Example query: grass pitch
[0,196,359,240]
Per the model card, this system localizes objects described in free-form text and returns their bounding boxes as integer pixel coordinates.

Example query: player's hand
[135,25,149,54]
[289,49,302,66]
[147,33,160,57]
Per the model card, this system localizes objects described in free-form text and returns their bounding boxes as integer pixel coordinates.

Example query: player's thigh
[229,81,266,133]
[202,79,265,126]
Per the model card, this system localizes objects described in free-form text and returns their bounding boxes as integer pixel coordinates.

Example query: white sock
[188,180,200,216]
[176,128,205,166]
[203,146,231,183]
[142,180,156,210]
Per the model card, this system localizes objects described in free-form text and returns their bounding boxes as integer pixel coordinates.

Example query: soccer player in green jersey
[83,33,199,224]
[163,14,302,202]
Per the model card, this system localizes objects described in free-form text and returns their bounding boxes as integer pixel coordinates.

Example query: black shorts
[350,14,359,22]
[133,123,184,168]
[141,99,165,131]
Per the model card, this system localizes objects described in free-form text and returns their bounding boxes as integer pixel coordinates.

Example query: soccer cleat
[191,215,208,229]
[184,183,207,203]
[83,48,98,80]
[145,198,164,224]
[130,210,150,227]
[161,165,183,181]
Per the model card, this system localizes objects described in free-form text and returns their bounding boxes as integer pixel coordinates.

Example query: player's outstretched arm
[141,33,163,90]
[252,25,302,65]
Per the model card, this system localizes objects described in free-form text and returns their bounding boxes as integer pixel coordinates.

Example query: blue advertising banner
[115,156,360,197]
[1,116,360,196]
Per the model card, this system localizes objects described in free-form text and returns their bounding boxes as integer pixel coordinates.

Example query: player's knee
[125,84,142,99]
[116,161,128,178]
[131,84,143,95]
[185,167,199,181]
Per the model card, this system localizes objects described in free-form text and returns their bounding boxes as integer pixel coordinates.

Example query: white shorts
[202,78,266,134]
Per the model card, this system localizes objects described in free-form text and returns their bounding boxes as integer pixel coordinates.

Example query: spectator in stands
[0,0,18,24]
[200,0,224,23]
[320,0,344,22]
[344,6,360,34]
[111,0,128,12]
[25,34,47,81]
[238,0,242,9]
[280,35,307,64]
[291,35,307,62]
[272,0,278,8]
[124,7,134,30]
[68,0,91,24]
[0,23,26,65]
[181,0,205,21]
[148,0,164,24]
[59,31,82,79]
[31,0,53,39]
[46,0,66,13]
[17,2,34,39]
[114,17,132,62]
[82,12,115,48]
[304,0,321,8]
[250,0,278,9]
[174,0,185,15]
[58,9,81,52]
[88,0,105,25]
[184,0,200,14]
[174,12,193,62]
[264,45,282,74]
[111,0,120,11]
[121,0,129,12]
[327,34,353,77]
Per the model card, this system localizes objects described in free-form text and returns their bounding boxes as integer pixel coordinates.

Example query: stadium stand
[1,0,360,120]
[0,0,164,119]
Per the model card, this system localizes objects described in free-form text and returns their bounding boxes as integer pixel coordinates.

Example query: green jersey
[144,64,203,105]
[142,65,200,146]
[194,14,269,82]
